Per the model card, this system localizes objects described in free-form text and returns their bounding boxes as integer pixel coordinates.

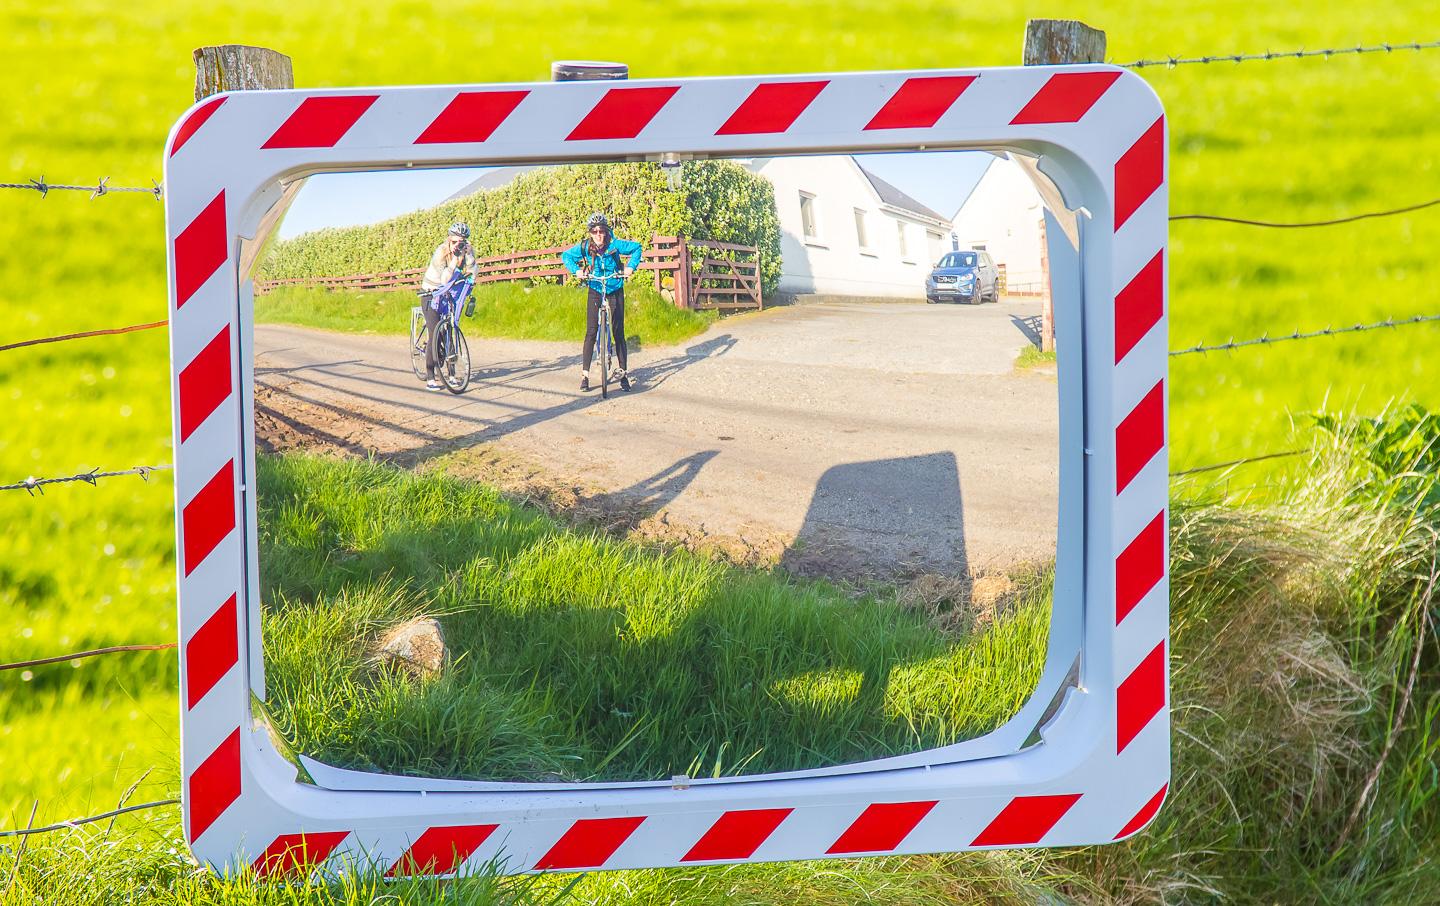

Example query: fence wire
[1118,38,1440,68]
[0,319,167,354]
[2,643,178,673]
[0,176,162,200]
[1172,197,1439,229]
[1,465,172,495]
[0,800,179,838]
[1172,313,1440,357]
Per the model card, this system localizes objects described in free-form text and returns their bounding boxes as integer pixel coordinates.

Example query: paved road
[253,299,1058,579]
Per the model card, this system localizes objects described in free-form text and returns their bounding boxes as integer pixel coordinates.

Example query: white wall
[949,156,1046,294]
[749,156,948,299]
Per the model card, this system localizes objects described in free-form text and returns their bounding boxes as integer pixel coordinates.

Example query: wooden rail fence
[254,234,763,311]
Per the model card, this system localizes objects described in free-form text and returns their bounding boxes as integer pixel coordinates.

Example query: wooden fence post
[196,46,295,280]
[194,45,294,101]
[1023,19,1104,354]
[675,238,693,310]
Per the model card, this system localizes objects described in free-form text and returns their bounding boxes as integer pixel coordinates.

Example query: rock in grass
[373,618,447,678]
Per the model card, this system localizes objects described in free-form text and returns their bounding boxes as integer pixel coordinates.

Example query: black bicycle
[577,269,631,399]
[410,275,473,394]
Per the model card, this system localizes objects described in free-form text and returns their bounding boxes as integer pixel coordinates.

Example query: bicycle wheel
[440,323,471,394]
[409,307,428,381]
[598,305,610,399]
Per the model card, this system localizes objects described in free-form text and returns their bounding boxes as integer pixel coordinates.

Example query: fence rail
[254,234,765,311]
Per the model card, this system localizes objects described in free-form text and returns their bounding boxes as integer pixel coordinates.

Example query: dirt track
[253,299,1058,580]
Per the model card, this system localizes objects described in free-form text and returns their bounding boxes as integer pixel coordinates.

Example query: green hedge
[260,161,783,297]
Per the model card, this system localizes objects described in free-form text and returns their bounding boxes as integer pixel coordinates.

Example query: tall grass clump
[1063,403,1440,903]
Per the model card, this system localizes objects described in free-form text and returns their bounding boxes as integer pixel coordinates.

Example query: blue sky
[276,150,994,240]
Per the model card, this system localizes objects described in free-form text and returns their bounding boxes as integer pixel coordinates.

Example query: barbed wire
[0,176,162,201]
[1118,39,1440,69]
[0,800,179,838]
[1172,198,1439,229]
[1,643,177,673]
[0,464,172,495]
[0,319,167,354]
[1171,313,1440,357]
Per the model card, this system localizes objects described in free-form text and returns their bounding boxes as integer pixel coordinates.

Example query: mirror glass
[250,149,1062,784]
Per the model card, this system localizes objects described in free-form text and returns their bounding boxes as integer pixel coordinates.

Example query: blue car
[925,250,1000,304]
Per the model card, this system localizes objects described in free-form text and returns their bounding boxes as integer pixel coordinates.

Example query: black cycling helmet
[586,212,610,232]
[448,222,470,238]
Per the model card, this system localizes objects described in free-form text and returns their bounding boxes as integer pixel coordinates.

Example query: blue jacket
[561,237,644,292]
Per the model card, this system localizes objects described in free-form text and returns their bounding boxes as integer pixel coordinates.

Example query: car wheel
[926,295,937,304]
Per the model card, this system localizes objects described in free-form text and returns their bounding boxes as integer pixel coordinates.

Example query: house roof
[444,166,536,202]
[855,164,949,225]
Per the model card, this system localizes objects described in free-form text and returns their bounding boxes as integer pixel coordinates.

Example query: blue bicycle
[410,274,473,393]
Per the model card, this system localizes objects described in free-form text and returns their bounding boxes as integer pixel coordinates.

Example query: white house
[745,156,952,299]
[949,155,1047,296]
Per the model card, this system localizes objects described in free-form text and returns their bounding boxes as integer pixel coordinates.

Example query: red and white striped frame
[165,65,1168,878]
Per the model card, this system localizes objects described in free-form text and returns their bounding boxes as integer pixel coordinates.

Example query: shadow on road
[253,331,736,468]
[782,451,969,581]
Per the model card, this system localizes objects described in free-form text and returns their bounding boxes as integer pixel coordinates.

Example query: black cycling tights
[582,287,627,372]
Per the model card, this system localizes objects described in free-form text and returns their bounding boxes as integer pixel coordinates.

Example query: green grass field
[254,281,714,346]
[3,0,1439,902]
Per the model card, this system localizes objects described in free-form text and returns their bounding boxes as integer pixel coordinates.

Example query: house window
[853,208,869,250]
[927,230,944,263]
[896,221,909,259]
[799,192,818,240]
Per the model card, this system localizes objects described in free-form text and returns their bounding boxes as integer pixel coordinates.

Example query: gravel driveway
[253,298,1057,579]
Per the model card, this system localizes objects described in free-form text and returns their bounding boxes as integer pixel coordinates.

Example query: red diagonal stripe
[185,594,238,709]
[717,81,828,135]
[387,824,498,877]
[1114,251,1164,364]
[187,727,241,842]
[170,96,227,157]
[566,86,679,141]
[1115,380,1164,493]
[1117,640,1167,753]
[178,325,232,441]
[262,95,379,149]
[1116,510,1166,625]
[173,190,227,309]
[1114,783,1169,840]
[253,831,350,878]
[1115,115,1166,230]
[1010,71,1121,125]
[825,801,937,854]
[681,808,793,862]
[534,816,645,869]
[182,460,235,576]
[970,794,1081,847]
[415,90,529,144]
[865,76,977,130]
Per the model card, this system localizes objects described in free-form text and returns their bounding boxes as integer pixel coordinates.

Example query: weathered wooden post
[194,45,294,101]
[676,238,693,310]
[195,46,296,280]
[1023,19,1105,353]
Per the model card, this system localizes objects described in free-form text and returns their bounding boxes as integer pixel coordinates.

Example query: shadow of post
[781,452,969,581]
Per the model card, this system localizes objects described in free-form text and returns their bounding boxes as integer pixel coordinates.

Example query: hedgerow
[260,161,783,296]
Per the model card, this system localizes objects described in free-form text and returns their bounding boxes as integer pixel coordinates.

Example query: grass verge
[256,452,1052,782]
[254,282,715,347]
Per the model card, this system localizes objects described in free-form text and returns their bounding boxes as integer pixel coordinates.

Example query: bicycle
[576,267,632,399]
[410,273,473,394]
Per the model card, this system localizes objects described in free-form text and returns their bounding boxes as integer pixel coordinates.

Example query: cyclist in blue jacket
[561,213,644,392]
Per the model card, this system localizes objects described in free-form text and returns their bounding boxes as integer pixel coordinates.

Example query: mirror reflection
[250,150,1061,784]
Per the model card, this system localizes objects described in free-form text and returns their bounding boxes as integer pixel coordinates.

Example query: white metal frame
[164,65,1169,879]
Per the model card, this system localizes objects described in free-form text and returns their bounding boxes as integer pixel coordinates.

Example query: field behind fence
[2,0,1439,900]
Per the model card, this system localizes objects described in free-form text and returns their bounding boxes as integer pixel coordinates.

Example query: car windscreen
[937,252,977,268]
